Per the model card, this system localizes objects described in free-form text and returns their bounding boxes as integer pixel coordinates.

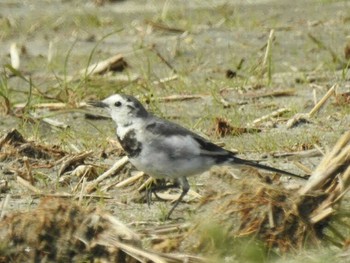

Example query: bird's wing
[144,117,308,179]
[145,116,198,137]
[145,117,234,157]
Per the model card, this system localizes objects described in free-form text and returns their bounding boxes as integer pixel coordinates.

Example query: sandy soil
[0,0,349,262]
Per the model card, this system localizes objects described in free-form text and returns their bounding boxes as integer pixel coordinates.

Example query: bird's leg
[146,179,177,206]
[146,187,153,207]
[146,180,164,207]
[166,177,189,220]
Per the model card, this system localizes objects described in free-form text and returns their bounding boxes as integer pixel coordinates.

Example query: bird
[89,94,307,219]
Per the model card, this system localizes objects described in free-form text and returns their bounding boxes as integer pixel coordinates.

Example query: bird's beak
[87,100,108,108]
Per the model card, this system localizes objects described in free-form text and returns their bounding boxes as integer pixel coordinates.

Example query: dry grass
[0,1,349,262]
[1,122,350,262]
[194,131,350,255]
[0,197,203,263]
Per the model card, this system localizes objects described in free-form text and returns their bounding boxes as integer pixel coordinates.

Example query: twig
[252,108,290,125]
[293,161,313,175]
[299,131,350,195]
[244,89,295,99]
[101,171,145,192]
[102,171,145,192]
[16,176,42,194]
[43,193,112,199]
[310,207,334,223]
[138,222,191,235]
[23,156,34,184]
[272,149,322,158]
[30,112,70,129]
[47,41,54,64]
[262,29,274,83]
[137,177,154,192]
[308,84,336,117]
[268,202,275,228]
[286,84,336,128]
[0,194,10,219]
[0,193,112,199]
[313,144,325,156]
[42,117,69,129]
[215,117,261,137]
[13,102,87,110]
[145,20,185,33]
[80,54,127,75]
[78,178,87,204]
[58,151,93,176]
[286,113,310,128]
[158,94,205,102]
[153,75,178,85]
[156,189,201,203]
[10,43,20,70]
[111,240,167,263]
[335,165,350,194]
[151,45,177,74]
[85,156,129,193]
[72,165,97,193]
[108,73,140,83]
[263,29,275,67]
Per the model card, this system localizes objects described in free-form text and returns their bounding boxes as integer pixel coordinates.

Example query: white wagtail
[89,94,307,219]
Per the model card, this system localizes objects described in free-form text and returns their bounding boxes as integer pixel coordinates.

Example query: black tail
[231,156,309,180]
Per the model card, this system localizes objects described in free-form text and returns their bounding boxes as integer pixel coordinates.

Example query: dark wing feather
[144,117,308,179]
[145,117,194,137]
[145,117,235,158]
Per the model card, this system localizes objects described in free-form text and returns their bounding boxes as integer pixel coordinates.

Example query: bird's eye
[114,101,122,107]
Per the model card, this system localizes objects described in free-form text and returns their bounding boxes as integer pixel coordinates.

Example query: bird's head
[89,94,148,125]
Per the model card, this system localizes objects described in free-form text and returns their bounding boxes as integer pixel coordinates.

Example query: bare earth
[0,0,349,262]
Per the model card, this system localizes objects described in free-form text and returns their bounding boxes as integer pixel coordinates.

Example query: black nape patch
[117,130,142,157]
[120,95,148,118]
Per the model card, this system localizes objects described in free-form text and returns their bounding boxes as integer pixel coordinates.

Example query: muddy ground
[0,0,350,262]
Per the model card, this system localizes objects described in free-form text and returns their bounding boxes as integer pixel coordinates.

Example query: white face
[100,94,148,125]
